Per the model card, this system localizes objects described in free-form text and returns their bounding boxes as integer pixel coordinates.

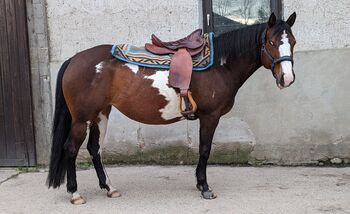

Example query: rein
[260,29,293,75]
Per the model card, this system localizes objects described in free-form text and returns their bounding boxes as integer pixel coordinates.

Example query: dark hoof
[201,190,217,199]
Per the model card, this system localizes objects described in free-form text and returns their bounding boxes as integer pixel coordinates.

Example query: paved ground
[0,166,350,214]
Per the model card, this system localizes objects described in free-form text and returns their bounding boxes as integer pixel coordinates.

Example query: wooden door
[0,0,36,166]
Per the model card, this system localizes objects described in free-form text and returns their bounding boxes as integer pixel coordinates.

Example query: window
[203,0,282,35]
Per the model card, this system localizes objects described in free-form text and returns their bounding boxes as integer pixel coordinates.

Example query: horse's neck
[222,47,262,90]
[230,47,262,84]
[213,25,265,90]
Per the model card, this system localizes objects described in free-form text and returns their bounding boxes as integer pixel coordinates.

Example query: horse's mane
[213,23,267,63]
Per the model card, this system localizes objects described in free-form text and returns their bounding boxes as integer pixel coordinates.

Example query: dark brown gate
[0,0,36,166]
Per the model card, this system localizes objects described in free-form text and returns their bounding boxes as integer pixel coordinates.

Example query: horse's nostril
[282,72,294,87]
[280,73,285,86]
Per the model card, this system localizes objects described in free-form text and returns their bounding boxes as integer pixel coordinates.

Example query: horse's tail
[47,58,72,188]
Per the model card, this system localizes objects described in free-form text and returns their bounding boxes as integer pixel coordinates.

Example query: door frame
[25,0,53,166]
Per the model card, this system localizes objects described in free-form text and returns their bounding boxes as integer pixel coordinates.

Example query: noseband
[261,29,294,75]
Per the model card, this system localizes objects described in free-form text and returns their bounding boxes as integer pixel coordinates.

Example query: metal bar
[202,0,213,33]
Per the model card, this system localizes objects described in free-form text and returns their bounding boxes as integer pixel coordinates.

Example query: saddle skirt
[111,32,214,71]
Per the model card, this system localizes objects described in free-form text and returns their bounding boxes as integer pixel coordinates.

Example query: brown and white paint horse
[47,13,297,204]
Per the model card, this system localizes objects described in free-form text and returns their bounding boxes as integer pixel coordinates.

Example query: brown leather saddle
[145,29,205,119]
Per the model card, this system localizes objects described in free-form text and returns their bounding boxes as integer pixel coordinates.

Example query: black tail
[47,58,72,188]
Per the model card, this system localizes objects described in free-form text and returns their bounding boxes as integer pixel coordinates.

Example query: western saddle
[145,29,205,119]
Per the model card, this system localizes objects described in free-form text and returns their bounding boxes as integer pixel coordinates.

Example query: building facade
[1,0,349,166]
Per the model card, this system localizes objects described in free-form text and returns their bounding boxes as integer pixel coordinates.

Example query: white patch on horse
[97,112,116,189]
[72,192,81,200]
[124,63,139,74]
[147,70,182,120]
[279,30,294,86]
[95,62,104,73]
[107,184,117,193]
[83,121,91,146]
[97,113,107,156]
[220,57,227,66]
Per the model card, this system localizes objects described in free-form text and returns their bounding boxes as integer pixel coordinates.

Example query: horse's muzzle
[277,70,295,89]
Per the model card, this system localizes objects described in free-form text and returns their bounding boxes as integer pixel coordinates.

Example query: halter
[261,29,294,75]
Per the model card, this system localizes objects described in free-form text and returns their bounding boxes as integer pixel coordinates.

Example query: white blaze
[147,70,182,120]
[279,30,294,86]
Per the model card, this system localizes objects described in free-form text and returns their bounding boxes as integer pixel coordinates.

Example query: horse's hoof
[107,190,121,198]
[201,190,217,200]
[70,196,86,205]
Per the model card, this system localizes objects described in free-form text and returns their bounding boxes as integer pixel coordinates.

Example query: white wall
[46,0,201,61]
[284,0,350,51]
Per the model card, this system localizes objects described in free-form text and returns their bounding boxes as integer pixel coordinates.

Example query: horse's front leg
[196,113,220,199]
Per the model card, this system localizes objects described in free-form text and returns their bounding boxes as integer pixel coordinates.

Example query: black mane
[213,23,267,63]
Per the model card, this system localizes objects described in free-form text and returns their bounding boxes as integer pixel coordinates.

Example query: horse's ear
[286,12,296,27]
[268,13,277,28]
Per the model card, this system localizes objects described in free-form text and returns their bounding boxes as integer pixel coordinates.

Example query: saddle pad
[111,32,214,71]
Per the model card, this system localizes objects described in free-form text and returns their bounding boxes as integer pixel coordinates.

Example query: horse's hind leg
[87,107,121,198]
[65,121,90,205]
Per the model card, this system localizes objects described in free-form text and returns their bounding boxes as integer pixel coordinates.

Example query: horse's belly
[112,64,183,124]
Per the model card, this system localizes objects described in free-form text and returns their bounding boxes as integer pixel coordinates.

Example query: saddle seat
[145,29,205,120]
[151,29,204,50]
[145,29,204,56]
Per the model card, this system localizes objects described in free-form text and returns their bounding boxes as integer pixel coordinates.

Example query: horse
[47,12,297,204]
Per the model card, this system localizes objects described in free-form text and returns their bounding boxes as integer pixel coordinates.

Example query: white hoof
[107,189,121,198]
[70,196,86,205]
[70,192,86,205]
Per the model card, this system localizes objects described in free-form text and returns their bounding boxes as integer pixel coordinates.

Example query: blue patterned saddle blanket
[111,32,214,71]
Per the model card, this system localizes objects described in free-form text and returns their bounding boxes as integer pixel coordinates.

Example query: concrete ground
[0,166,349,214]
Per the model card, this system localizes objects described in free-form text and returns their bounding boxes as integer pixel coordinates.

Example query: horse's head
[261,12,297,89]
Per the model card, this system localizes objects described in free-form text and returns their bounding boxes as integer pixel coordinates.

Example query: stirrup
[177,91,197,120]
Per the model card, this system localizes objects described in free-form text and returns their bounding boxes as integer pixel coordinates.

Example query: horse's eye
[269,41,275,46]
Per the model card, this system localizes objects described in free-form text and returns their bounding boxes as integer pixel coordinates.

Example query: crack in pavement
[0,172,20,186]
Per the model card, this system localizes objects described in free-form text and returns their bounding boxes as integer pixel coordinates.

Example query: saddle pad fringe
[111,32,214,71]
